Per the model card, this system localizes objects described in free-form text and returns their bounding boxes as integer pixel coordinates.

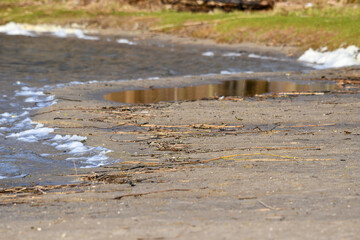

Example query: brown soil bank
[1,67,360,239]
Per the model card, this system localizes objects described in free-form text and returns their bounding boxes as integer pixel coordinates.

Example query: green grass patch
[0,2,359,50]
[0,6,95,24]
[151,7,360,50]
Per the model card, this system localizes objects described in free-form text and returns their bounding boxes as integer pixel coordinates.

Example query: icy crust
[2,75,195,179]
[0,22,99,40]
[3,116,112,168]
[7,123,54,143]
[0,22,36,37]
[0,22,142,45]
[298,46,360,69]
[248,54,286,62]
[15,86,57,111]
[117,38,137,45]
[222,52,242,57]
[0,81,119,180]
[202,51,215,57]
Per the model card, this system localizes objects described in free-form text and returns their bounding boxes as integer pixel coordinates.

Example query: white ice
[0,22,99,40]
[86,151,110,164]
[52,134,87,142]
[0,22,36,37]
[298,45,360,69]
[15,87,45,96]
[80,148,113,167]
[56,141,89,154]
[1,112,12,118]
[202,51,215,57]
[220,70,254,75]
[0,174,28,180]
[7,126,55,143]
[117,39,137,45]
[1,78,115,172]
[248,54,284,61]
[24,95,54,103]
[15,86,56,110]
[222,52,242,57]
[13,117,33,130]
[220,70,233,75]
[0,112,20,124]
[53,29,68,38]
[148,77,160,80]
[73,29,99,40]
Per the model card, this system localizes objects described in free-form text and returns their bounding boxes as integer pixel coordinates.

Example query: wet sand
[0,31,311,182]
[1,65,360,239]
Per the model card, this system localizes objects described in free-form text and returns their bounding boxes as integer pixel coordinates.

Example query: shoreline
[1,66,360,239]
[1,66,358,186]
[0,28,312,186]
[0,26,360,238]
[95,27,300,57]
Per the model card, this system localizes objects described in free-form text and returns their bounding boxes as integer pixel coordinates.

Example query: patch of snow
[248,54,285,62]
[13,117,32,130]
[15,87,45,96]
[220,70,233,75]
[24,95,54,103]
[1,112,12,118]
[0,22,99,40]
[202,51,215,57]
[0,112,22,125]
[222,52,242,57]
[56,141,89,154]
[0,78,118,175]
[117,38,137,45]
[0,173,28,180]
[0,22,36,37]
[220,70,254,75]
[298,45,360,69]
[85,150,110,166]
[52,134,87,142]
[7,126,55,143]
[200,73,217,76]
[148,77,160,80]
[73,29,99,40]
[53,29,68,38]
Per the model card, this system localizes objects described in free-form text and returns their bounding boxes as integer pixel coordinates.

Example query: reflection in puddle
[104,79,338,104]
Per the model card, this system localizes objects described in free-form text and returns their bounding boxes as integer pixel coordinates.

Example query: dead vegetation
[2,69,360,204]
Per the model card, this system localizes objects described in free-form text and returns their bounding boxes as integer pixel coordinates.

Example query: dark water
[0,32,316,184]
[104,79,337,104]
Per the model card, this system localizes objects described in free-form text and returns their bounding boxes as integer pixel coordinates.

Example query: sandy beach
[1,60,360,239]
[0,0,360,237]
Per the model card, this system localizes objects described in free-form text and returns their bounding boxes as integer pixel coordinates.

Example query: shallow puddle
[104,79,338,104]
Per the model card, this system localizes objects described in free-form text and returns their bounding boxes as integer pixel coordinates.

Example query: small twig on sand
[202,146,321,153]
[114,188,193,200]
[258,200,277,210]
[238,196,257,200]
